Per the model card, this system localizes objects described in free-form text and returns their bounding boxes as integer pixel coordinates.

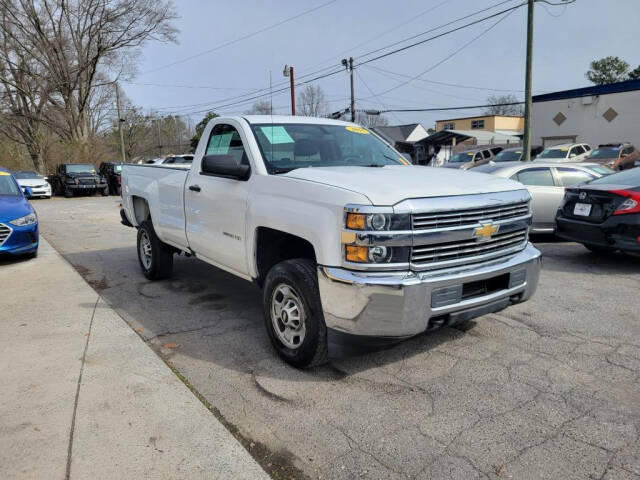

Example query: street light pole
[283,65,295,115]
[522,0,534,162]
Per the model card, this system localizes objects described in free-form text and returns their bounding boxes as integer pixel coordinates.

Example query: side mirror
[24,187,33,198]
[201,154,250,181]
[569,153,576,158]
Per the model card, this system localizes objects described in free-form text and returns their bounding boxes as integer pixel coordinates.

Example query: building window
[471,119,485,129]
[442,122,455,130]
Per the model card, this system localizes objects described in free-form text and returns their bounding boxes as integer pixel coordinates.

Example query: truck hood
[283,165,524,205]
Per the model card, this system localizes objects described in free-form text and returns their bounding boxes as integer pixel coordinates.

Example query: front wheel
[137,220,174,280]
[64,187,73,198]
[263,259,328,368]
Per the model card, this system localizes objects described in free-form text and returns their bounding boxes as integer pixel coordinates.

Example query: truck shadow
[60,241,636,383]
[61,246,471,381]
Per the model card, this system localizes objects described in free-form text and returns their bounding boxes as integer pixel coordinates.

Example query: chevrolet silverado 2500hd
[121,115,541,368]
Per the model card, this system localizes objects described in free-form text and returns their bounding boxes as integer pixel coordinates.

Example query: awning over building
[416,129,521,146]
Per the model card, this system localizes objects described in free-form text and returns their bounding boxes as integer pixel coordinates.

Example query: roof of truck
[242,115,355,126]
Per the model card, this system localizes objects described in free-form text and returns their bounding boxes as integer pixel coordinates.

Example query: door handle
[189,185,201,192]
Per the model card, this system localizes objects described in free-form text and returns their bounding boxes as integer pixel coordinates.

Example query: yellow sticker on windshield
[0,171,9,175]
[467,152,474,155]
[346,126,369,134]
[560,147,568,151]
[398,157,410,165]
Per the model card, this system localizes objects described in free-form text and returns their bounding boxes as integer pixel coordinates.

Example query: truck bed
[122,164,190,249]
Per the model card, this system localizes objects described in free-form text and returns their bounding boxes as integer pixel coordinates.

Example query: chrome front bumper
[318,243,541,338]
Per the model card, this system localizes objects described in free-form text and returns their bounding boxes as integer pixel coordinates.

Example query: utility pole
[522,0,534,162]
[283,65,295,115]
[115,82,126,163]
[342,57,355,122]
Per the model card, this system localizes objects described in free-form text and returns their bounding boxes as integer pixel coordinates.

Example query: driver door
[184,121,252,276]
[512,167,560,231]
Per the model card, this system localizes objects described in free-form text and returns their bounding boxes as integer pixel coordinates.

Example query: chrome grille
[412,201,529,230]
[412,228,528,268]
[0,223,11,246]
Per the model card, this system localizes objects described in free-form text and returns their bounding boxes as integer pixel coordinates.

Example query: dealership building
[532,79,640,148]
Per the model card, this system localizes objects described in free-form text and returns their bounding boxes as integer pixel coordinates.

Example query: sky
[122,0,640,129]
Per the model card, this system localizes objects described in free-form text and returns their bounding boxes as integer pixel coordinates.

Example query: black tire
[64,187,73,198]
[262,258,328,368]
[583,243,615,254]
[137,219,173,280]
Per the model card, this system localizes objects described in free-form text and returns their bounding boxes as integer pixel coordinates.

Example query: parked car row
[447,142,639,172]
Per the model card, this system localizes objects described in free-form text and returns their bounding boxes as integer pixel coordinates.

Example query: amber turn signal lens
[346,213,366,230]
[345,245,368,263]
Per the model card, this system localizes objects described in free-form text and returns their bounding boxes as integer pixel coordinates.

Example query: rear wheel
[101,186,109,196]
[263,258,328,368]
[64,186,73,198]
[583,243,615,254]
[137,219,174,280]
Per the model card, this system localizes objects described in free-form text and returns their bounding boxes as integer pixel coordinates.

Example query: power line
[139,0,338,75]
[371,101,524,113]
[357,2,526,67]
[359,7,519,101]
[363,64,526,93]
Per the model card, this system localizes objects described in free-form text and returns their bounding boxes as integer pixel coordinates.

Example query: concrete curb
[0,238,269,479]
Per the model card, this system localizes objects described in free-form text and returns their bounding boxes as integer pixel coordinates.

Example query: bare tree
[484,94,524,116]
[297,84,327,117]
[244,100,273,115]
[0,0,178,170]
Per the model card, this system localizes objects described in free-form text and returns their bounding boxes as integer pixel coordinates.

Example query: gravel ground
[34,196,640,480]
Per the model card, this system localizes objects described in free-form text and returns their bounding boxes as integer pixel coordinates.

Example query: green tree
[190,111,219,150]
[585,56,631,85]
[629,65,640,80]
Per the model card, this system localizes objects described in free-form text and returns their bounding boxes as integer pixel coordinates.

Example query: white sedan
[13,171,52,198]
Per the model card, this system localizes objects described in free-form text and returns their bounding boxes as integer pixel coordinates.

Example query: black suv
[98,162,123,195]
[51,163,108,198]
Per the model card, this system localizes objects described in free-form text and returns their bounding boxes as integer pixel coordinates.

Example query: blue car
[0,168,38,257]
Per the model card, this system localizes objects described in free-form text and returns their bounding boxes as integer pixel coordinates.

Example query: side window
[474,153,483,162]
[583,144,591,151]
[623,147,633,156]
[571,145,585,157]
[514,168,555,186]
[555,168,594,186]
[482,150,491,159]
[205,124,248,165]
[164,157,175,164]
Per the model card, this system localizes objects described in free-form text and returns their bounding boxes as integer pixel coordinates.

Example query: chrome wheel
[139,230,152,270]
[270,283,306,349]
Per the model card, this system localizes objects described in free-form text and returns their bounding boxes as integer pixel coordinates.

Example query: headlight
[10,212,37,226]
[345,211,410,231]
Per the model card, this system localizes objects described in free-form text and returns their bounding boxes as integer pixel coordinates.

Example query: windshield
[0,173,21,196]
[537,148,568,159]
[13,171,42,179]
[493,150,522,162]
[588,167,640,187]
[449,152,475,163]
[588,147,619,159]
[584,165,614,176]
[66,164,96,174]
[250,124,405,172]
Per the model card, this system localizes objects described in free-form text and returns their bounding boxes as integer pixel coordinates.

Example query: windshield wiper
[271,166,299,174]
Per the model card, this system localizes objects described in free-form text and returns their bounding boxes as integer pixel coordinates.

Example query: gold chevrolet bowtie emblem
[473,223,499,242]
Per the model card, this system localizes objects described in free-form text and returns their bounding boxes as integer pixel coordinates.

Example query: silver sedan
[473,161,613,233]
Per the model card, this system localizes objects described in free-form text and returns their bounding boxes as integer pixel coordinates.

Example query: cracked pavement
[34,196,640,479]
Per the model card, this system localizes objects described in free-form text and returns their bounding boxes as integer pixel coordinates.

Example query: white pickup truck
[121,115,541,368]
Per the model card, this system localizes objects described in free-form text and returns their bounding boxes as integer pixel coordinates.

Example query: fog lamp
[368,245,389,263]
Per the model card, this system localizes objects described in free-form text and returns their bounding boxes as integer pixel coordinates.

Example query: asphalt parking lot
[33,196,640,480]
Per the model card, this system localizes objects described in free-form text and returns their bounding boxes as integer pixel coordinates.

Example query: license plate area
[573,202,592,216]
[431,272,514,308]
